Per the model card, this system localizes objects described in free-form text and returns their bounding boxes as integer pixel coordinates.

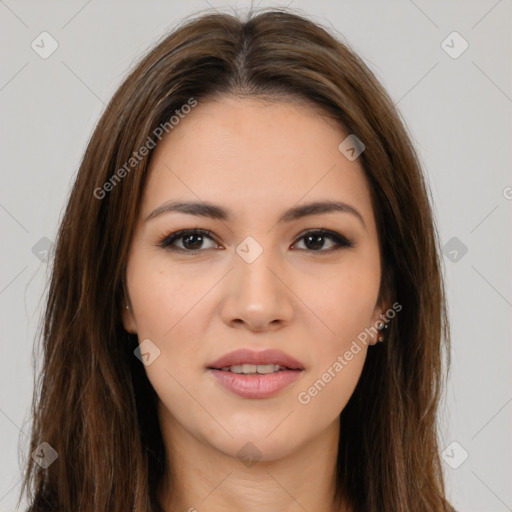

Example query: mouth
[207,348,305,399]
[207,348,304,371]
[215,363,295,374]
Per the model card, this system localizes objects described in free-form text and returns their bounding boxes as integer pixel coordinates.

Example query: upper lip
[208,349,304,370]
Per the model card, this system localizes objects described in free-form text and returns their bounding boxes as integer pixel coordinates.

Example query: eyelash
[157,228,354,253]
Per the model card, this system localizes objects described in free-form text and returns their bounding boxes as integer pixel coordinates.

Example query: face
[123,95,388,462]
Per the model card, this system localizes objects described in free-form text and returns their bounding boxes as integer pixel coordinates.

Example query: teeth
[221,364,286,374]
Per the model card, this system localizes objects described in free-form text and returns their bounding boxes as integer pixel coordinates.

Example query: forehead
[142,96,375,229]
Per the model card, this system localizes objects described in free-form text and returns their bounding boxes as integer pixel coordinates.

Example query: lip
[209,369,303,399]
[207,348,305,399]
[207,348,305,371]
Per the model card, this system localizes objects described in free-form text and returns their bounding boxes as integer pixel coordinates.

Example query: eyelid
[158,228,220,251]
[157,227,354,252]
[291,228,354,251]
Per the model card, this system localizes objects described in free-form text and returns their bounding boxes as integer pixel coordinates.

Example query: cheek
[293,345,367,442]
[126,250,216,339]
[298,255,381,346]
[126,253,212,424]
[126,251,224,410]
[292,255,379,408]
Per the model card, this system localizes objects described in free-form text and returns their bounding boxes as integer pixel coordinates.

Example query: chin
[206,429,304,464]
[195,407,320,463]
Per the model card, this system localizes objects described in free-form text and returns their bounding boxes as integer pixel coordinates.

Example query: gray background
[1,1,511,510]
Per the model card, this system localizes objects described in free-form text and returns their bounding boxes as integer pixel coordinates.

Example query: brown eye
[159,229,219,252]
[293,229,354,252]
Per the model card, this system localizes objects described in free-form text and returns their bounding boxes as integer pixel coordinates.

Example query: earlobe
[121,304,137,334]
[369,299,391,345]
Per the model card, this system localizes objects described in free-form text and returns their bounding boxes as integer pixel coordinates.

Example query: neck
[156,408,350,512]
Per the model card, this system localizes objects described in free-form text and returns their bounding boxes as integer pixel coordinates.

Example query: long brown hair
[21,8,454,512]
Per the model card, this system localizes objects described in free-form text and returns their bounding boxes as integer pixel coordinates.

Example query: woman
[21,8,455,512]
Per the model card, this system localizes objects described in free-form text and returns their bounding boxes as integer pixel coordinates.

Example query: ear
[121,303,137,334]
[368,286,391,346]
[120,278,137,334]
[122,304,137,334]
[121,277,137,334]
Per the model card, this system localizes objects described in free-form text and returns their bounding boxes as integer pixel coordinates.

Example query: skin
[122,95,389,512]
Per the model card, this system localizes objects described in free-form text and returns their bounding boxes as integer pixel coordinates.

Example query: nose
[219,248,295,333]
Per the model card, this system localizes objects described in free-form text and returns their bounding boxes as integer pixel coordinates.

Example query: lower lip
[208,369,303,399]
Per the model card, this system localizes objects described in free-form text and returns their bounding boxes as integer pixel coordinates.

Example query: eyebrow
[145,199,366,229]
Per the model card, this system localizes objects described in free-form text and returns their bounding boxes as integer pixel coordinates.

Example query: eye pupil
[183,233,203,250]
[304,234,325,250]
